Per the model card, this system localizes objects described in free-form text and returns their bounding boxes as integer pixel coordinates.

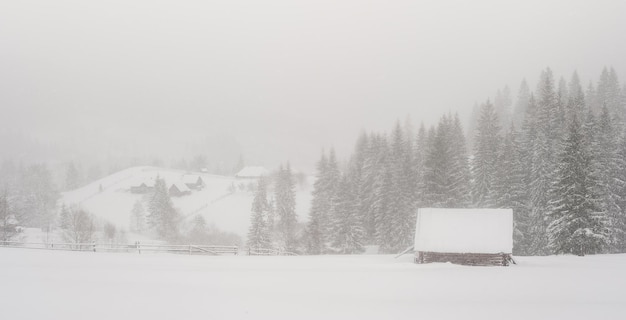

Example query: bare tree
[0,191,19,242]
[60,205,95,247]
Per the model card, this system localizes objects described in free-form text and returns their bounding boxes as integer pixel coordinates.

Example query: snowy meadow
[1,248,625,320]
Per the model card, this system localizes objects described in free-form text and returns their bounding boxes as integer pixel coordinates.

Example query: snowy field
[1,249,626,320]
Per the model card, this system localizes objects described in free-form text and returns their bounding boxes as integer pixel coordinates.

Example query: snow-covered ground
[60,166,312,240]
[1,248,625,320]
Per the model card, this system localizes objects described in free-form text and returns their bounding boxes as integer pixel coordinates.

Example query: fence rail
[0,241,239,255]
[1,241,300,257]
[247,247,298,256]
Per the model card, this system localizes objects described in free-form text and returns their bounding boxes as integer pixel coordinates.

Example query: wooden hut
[414,208,513,266]
[235,166,269,179]
[182,174,204,190]
[129,177,156,194]
[169,182,191,197]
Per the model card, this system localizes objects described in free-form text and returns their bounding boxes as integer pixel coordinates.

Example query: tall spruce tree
[472,101,501,207]
[306,151,330,254]
[329,174,365,254]
[274,164,298,252]
[594,106,623,251]
[614,128,626,251]
[147,177,179,240]
[547,117,609,256]
[248,176,271,251]
[512,79,530,128]
[494,126,531,254]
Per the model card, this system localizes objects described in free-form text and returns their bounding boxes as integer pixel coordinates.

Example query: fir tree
[362,134,388,242]
[567,71,586,123]
[547,117,609,256]
[147,177,179,240]
[329,175,364,254]
[512,79,531,128]
[130,200,146,233]
[388,121,416,252]
[472,101,501,207]
[305,151,329,254]
[248,176,271,251]
[274,164,298,252]
[614,129,626,251]
[494,127,531,254]
[65,162,82,191]
[594,106,622,251]
[449,113,472,207]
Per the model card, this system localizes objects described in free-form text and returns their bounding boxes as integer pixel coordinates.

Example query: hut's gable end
[414,208,513,266]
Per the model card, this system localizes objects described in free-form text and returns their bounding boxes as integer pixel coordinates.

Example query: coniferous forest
[299,67,626,256]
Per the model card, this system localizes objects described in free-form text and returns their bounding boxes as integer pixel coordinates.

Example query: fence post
[137,241,141,254]
[92,242,96,252]
[189,245,192,255]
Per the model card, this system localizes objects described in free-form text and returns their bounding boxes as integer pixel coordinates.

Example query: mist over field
[1,0,625,171]
[2,2,626,319]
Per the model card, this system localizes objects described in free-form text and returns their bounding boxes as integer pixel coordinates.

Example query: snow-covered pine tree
[274,164,298,253]
[596,67,622,116]
[329,174,365,254]
[594,106,623,252]
[494,126,531,255]
[362,133,389,243]
[130,200,145,233]
[323,149,341,243]
[423,116,454,207]
[65,162,82,191]
[585,81,598,113]
[525,69,564,255]
[567,71,586,123]
[305,151,330,254]
[449,113,472,207]
[512,79,530,128]
[494,86,513,131]
[614,128,626,252]
[147,177,179,240]
[247,176,271,251]
[471,100,501,207]
[387,121,416,253]
[413,123,427,207]
[373,157,394,252]
[547,116,610,256]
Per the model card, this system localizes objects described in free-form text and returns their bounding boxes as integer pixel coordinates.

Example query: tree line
[298,66,626,256]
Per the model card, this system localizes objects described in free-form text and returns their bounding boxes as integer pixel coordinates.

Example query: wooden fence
[0,241,299,257]
[0,241,239,256]
[247,247,298,256]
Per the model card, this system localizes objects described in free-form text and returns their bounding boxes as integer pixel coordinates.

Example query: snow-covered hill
[60,166,312,240]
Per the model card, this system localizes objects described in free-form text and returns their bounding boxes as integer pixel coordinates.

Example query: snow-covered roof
[169,181,190,193]
[414,208,513,254]
[235,166,269,178]
[182,174,202,184]
[130,176,156,188]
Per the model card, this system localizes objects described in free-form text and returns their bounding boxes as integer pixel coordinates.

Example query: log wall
[415,251,512,266]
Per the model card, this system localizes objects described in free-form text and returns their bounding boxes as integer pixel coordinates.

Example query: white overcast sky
[1,0,625,170]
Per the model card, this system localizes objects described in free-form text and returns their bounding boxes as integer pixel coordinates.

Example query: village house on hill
[168,181,191,197]
[182,174,204,190]
[414,208,514,266]
[129,177,156,194]
[235,166,269,179]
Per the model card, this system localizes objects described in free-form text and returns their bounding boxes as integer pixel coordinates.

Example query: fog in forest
[1,0,625,172]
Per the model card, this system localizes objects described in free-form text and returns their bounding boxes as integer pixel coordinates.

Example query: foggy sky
[1,0,625,172]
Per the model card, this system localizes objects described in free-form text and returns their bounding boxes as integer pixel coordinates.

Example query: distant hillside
[60,166,312,241]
